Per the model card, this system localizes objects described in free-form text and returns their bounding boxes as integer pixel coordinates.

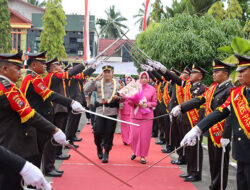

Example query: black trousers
[152,110,158,137]
[54,113,68,156]
[186,136,203,178]
[65,112,81,142]
[89,104,96,128]
[237,161,250,190]
[173,116,186,162]
[94,115,117,152]
[208,136,230,190]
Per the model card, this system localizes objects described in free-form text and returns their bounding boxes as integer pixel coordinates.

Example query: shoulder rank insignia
[0,79,11,89]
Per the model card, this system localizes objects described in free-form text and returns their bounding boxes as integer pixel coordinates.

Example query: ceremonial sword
[124,145,185,184]
[220,147,226,190]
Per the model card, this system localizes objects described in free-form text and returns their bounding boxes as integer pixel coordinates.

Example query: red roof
[10,8,32,24]
[98,38,135,57]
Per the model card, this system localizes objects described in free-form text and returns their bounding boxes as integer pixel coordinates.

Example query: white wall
[8,0,44,21]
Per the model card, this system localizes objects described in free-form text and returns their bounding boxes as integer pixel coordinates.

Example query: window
[70,38,77,44]
[11,29,22,51]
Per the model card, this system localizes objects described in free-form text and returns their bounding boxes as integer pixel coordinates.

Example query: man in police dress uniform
[181,54,250,190]
[0,51,67,189]
[20,51,84,177]
[172,59,235,189]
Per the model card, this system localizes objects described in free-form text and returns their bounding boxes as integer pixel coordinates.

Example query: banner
[143,0,151,31]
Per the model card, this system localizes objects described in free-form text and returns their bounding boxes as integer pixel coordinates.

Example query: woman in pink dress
[129,72,157,164]
[119,76,133,145]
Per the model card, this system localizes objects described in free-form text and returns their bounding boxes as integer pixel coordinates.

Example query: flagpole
[83,0,88,61]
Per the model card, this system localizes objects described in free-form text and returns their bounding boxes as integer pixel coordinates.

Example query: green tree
[244,19,250,39]
[96,5,128,38]
[207,1,225,21]
[26,0,46,8]
[0,0,11,53]
[135,14,244,84]
[39,0,67,60]
[151,0,165,22]
[133,3,146,31]
[238,0,250,22]
[165,0,188,18]
[225,0,243,19]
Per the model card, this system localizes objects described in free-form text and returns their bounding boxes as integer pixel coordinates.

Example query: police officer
[0,51,66,189]
[181,54,250,190]
[172,59,234,189]
[152,62,207,182]
[20,51,84,177]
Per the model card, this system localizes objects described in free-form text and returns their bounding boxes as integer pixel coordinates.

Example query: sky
[62,0,173,39]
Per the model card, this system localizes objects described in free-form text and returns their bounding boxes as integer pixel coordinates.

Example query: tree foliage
[26,0,46,8]
[39,0,67,60]
[96,5,128,38]
[207,1,225,21]
[0,0,11,53]
[151,0,165,22]
[135,14,244,84]
[225,0,243,19]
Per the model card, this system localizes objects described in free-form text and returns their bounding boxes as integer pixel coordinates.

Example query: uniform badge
[13,95,25,108]
[38,83,46,90]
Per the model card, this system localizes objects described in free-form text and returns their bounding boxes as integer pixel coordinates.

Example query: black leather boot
[102,150,109,163]
[97,146,103,160]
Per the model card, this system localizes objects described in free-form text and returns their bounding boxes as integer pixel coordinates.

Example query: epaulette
[27,70,36,78]
[0,78,11,89]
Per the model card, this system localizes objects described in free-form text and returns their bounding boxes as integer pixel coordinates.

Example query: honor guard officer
[181,54,250,190]
[170,66,191,165]
[20,51,84,177]
[0,51,67,189]
[172,59,235,189]
[64,62,97,148]
[84,65,121,163]
[152,62,207,182]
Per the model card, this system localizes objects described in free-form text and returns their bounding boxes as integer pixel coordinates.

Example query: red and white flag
[84,0,91,61]
[143,0,151,31]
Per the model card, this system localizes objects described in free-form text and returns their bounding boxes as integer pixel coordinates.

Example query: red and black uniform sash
[202,83,225,147]
[230,86,250,139]
[184,80,200,128]
[0,83,35,123]
[157,82,163,103]
[163,82,171,112]
[43,72,68,97]
[20,73,53,101]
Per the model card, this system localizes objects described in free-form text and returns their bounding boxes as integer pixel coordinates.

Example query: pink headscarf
[125,76,133,84]
[139,71,149,83]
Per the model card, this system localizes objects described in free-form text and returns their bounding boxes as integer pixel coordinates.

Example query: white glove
[20,161,52,190]
[147,59,154,66]
[180,126,202,146]
[220,138,230,152]
[146,65,153,72]
[84,58,96,65]
[53,129,67,145]
[71,100,84,112]
[171,105,181,117]
[92,61,102,69]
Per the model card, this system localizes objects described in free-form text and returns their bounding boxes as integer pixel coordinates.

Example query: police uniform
[196,55,250,190]
[20,52,73,176]
[84,65,121,163]
[163,64,207,182]
[65,62,95,145]
[169,66,191,164]
[0,51,57,189]
[180,59,234,189]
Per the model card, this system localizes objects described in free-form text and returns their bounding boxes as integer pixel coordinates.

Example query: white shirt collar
[0,75,15,85]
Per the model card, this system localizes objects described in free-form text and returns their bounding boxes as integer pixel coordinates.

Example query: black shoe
[97,146,103,160]
[166,145,175,153]
[55,168,64,174]
[131,154,136,160]
[77,129,80,132]
[56,153,71,160]
[102,151,109,163]
[123,142,128,145]
[65,143,79,149]
[184,176,201,182]
[140,158,146,164]
[155,140,166,145]
[179,173,190,178]
[73,137,82,142]
[45,169,63,177]
[171,160,186,165]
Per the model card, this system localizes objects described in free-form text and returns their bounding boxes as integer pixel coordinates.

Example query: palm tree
[96,5,128,39]
[26,0,46,8]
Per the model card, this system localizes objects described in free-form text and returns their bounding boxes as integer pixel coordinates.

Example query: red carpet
[52,124,197,190]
